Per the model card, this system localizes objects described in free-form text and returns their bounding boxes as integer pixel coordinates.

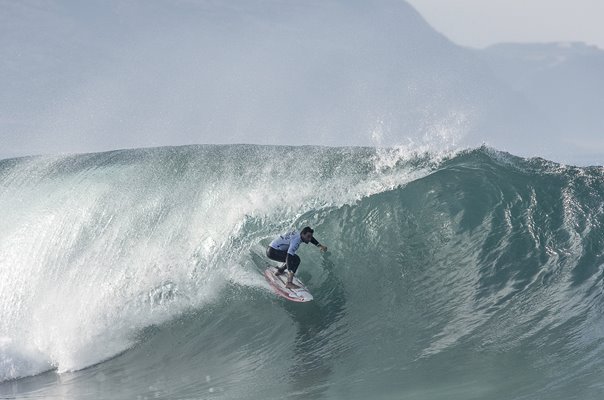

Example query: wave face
[1,145,603,399]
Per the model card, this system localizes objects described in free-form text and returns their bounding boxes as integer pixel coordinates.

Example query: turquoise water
[1,145,603,399]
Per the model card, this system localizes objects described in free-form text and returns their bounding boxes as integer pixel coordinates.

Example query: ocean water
[1,144,603,399]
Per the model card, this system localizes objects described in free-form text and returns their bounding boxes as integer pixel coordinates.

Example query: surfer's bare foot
[286,282,300,289]
[275,268,285,276]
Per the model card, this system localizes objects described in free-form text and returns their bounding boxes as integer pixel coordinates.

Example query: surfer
[266,226,327,289]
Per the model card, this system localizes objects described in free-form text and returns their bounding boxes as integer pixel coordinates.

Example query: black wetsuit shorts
[266,246,300,273]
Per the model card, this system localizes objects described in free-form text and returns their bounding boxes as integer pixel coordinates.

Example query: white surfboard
[263,266,314,302]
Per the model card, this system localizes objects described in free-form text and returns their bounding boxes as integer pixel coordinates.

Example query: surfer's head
[301,226,314,243]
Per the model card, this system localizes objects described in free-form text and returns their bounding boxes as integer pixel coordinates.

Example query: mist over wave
[5,0,577,162]
[1,144,603,399]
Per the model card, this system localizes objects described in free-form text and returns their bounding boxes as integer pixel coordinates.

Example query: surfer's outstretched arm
[310,236,328,252]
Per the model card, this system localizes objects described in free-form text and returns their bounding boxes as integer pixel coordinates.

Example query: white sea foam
[0,145,439,379]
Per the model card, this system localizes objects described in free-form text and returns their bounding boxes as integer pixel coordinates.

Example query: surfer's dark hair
[301,226,314,235]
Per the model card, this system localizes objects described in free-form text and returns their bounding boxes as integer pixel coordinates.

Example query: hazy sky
[1,0,602,164]
[406,0,604,49]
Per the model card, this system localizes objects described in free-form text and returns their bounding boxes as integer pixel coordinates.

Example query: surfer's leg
[266,246,287,275]
[285,254,300,273]
[286,270,300,289]
[285,255,301,289]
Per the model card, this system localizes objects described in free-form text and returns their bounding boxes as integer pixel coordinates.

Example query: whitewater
[1,144,603,399]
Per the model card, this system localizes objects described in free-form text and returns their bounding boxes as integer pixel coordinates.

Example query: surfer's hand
[319,245,328,252]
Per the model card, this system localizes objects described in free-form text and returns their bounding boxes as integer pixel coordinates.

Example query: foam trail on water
[0,337,51,382]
